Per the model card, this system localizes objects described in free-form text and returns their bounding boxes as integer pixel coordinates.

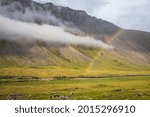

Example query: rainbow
[84,29,124,75]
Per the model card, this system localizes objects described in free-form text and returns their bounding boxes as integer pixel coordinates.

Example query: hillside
[109,29,150,65]
[0,0,150,78]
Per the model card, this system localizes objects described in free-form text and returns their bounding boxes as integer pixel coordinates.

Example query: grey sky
[34,0,150,32]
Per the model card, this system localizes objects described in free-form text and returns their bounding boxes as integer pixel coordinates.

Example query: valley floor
[0,75,150,100]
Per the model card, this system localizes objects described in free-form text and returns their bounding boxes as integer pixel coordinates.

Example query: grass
[0,66,149,78]
[0,46,150,100]
[0,76,150,100]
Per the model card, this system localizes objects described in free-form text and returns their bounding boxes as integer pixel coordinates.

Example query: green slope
[0,44,150,78]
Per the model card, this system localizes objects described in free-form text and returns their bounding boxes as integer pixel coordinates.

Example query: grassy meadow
[0,47,150,100]
[0,75,150,100]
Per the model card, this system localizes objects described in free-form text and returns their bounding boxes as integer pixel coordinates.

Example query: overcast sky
[34,0,150,32]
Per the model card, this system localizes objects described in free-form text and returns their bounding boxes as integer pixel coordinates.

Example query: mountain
[0,0,150,68]
[109,30,150,65]
[0,0,120,42]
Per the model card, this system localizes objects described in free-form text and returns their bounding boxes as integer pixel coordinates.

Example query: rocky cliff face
[0,0,120,38]
[43,2,120,35]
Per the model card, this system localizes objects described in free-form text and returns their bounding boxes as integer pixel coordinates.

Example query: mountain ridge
[0,0,150,67]
[0,0,120,42]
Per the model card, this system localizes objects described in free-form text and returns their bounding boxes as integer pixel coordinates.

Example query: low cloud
[0,15,113,49]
